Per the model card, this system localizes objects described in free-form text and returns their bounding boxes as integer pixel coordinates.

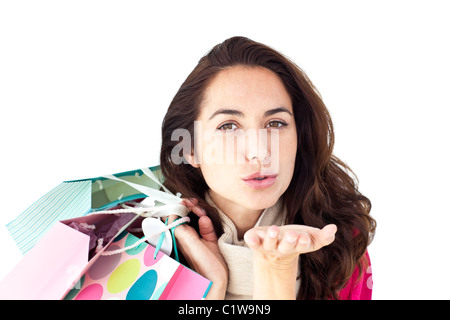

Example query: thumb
[198,215,218,242]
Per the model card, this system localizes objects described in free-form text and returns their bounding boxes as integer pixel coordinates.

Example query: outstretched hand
[243,223,337,299]
[244,224,337,267]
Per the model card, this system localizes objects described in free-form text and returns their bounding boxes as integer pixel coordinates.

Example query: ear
[184,152,200,168]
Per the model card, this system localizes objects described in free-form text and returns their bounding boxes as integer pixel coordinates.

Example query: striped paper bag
[5,166,165,254]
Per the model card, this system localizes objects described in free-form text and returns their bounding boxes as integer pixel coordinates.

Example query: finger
[304,224,336,252]
[182,198,199,207]
[189,197,199,204]
[181,199,207,218]
[244,229,261,249]
[322,224,337,238]
[171,224,204,268]
[263,225,279,252]
[172,223,200,244]
[277,230,299,254]
[294,232,312,252]
[318,224,337,246]
[198,216,218,242]
[161,214,177,224]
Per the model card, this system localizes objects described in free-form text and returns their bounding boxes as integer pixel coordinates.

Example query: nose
[244,129,271,165]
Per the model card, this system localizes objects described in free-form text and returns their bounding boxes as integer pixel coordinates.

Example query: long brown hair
[160,36,376,299]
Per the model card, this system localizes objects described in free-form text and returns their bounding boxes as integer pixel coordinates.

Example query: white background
[1,0,449,299]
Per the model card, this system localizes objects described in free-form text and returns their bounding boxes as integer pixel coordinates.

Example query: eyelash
[217,120,288,131]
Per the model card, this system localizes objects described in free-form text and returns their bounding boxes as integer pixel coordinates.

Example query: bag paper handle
[93,168,191,260]
[91,203,189,219]
[101,167,189,217]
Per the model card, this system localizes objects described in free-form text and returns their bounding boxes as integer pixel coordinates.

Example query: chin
[243,192,281,211]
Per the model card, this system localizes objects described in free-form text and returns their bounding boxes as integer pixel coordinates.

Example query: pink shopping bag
[64,231,212,300]
[0,212,212,300]
[0,212,137,299]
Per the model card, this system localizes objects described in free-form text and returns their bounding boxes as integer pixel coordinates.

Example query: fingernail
[246,235,258,246]
[286,235,297,243]
[298,233,310,245]
[268,226,279,238]
[299,238,310,245]
[189,197,199,204]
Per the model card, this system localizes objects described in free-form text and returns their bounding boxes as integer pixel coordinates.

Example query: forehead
[199,65,293,117]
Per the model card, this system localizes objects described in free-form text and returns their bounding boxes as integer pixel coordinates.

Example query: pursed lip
[241,172,278,180]
[241,172,278,190]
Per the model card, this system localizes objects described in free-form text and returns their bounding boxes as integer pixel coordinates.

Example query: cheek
[282,136,297,164]
[199,163,237,194]
[277,131,297,181]
[194,126,231,165]
[271,129,297,163]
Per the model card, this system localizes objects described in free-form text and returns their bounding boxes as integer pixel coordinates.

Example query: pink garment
[338,251,373,300]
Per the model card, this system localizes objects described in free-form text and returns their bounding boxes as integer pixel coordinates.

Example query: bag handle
[140,167,173,195]
[100,216,190,258]
[101,168,189,217]
[90,202,189,261]
[103,168,175,202]
[91,203,188,218]
[92,168,191,260]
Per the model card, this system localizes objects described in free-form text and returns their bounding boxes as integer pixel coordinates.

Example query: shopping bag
[0,212,138,299]
[63,231,212,300]
[5,166,173,254]
[0,166,203,299]
[0,200,205,299]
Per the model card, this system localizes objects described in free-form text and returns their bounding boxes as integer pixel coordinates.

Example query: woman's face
[189,65,297,213]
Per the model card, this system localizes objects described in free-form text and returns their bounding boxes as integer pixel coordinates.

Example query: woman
[160,36,376,299]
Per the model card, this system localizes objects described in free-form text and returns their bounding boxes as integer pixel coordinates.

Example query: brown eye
[266,121,287,128]
[218,123,238,131]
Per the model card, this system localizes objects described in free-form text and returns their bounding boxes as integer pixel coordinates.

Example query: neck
[208,190,263,240]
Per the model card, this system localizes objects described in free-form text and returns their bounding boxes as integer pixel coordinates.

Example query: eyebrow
[208,106,292,120]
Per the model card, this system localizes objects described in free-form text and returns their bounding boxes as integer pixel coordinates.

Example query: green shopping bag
[6,166,179,254]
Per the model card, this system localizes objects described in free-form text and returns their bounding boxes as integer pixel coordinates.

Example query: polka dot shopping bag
[0,166,212,299]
